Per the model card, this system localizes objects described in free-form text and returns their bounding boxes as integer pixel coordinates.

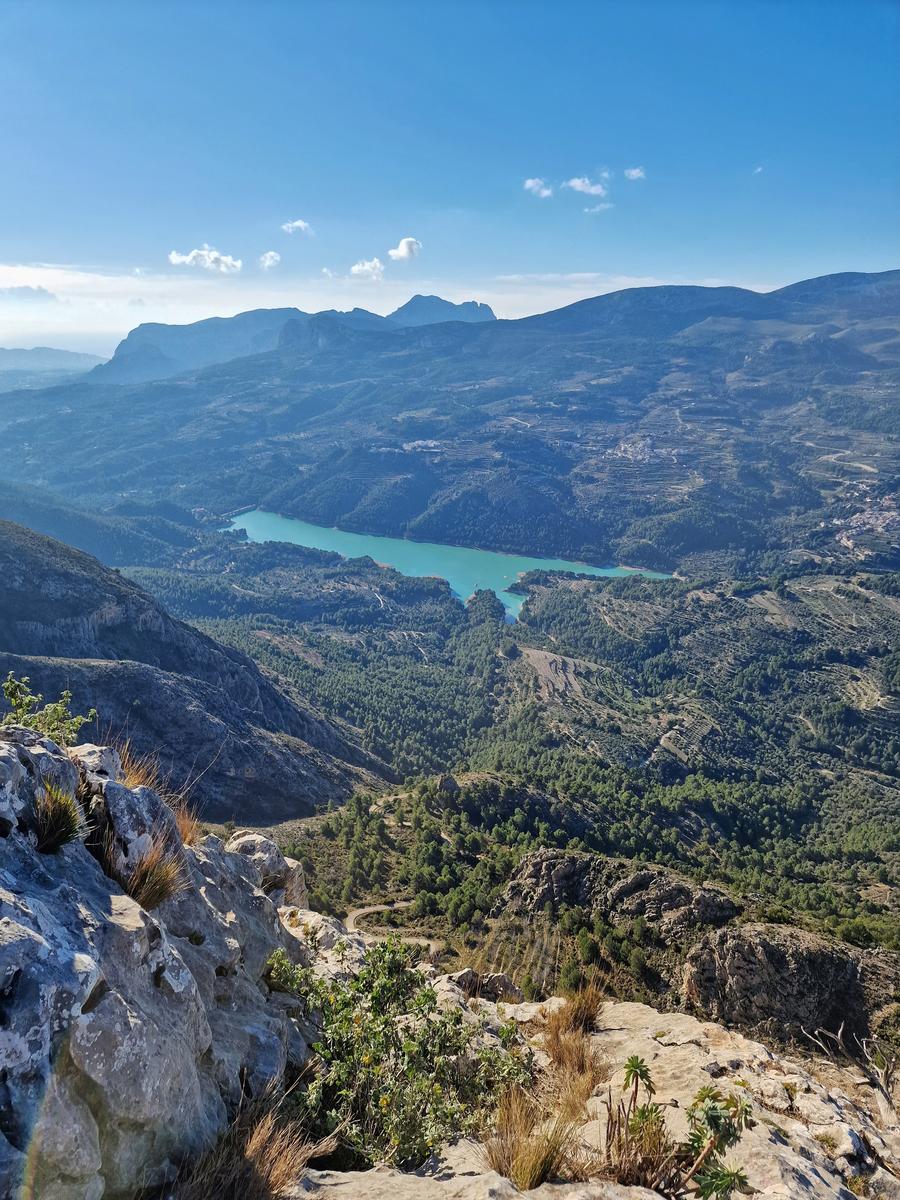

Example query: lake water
[228,509,667,618]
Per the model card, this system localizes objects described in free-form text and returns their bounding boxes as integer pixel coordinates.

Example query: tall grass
[116,738,201,846]
[545,981,604,1039]
[101,829,188,910]
[481,1086,578,1191]
[33,783,86,853]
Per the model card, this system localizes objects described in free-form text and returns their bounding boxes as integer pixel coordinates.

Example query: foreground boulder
[0,728,312,1198]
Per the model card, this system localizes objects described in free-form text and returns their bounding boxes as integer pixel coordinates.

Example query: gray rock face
[682,922,899,1036]
[499,848,740,944]
[0,728,312,1199]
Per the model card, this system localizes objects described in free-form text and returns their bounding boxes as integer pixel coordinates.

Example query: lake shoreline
[227,509,669,619]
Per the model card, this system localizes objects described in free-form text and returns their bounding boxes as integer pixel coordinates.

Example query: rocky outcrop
[500,849,900,1039]
[683,922,900,1037]
[0,520,388,818]
[0,727,315,1199]
[498,848,740,944]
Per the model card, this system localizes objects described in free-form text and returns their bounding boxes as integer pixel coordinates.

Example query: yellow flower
[361,1053,372,1065]
[379,1096,389,1109]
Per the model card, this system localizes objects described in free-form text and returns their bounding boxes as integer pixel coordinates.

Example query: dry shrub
[34,783,85,853]
[102,828,188,910]
[545,1027,609,1117]
[546,981,604,1040]
[174,1098,336,1200]
[117,739,201,846]
[481,1086,578,1191]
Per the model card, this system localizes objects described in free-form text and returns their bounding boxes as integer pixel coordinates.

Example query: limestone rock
[0,730,312,1199]
[498,848,739,944]
[683,922,899,1036]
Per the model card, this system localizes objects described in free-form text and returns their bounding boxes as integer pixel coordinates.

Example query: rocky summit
[2,728,898,1199]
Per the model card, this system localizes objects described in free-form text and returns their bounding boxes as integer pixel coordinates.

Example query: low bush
[267,938,531,1169]
[2,673,96,747]
[33,783,85,853]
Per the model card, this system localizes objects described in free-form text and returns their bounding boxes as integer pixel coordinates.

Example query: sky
[0,0,897,354]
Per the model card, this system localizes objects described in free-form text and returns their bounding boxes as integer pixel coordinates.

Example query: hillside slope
[0,521,388,817]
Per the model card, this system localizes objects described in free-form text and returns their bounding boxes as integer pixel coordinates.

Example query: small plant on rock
[101,829,188,910]
[2,673,96,747]
[33,783,86,853]
[599,1057,752,1198]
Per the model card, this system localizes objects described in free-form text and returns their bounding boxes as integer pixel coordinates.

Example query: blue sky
[0,0,897,352]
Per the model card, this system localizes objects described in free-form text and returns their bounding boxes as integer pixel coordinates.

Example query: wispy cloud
[258,250,281,270]
[584,203,614,214]
[168,245,242,274]
[752,165,764,175]
[0,284,59,302]
[563,176,608,197]
[281,218,314,235]
[623,166,646,180]
[523,177,553,198]
[350,256,384,281]
[388,236,422,261]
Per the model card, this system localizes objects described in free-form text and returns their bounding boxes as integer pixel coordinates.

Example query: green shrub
[2,673,96,747]
[267,938,531,1169]
[34,783,86,852]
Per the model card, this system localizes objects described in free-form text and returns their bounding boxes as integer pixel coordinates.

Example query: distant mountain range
[0,345,104,393]
[92,293,497,384]
[1,268,898,578]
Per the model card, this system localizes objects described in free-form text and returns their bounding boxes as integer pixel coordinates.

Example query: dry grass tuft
[116,739,201,846]
[170,793,201,846]
[545,1026,609,1117]
[117,739,163,792]
[173,1098,336,1200]
[546,981,604,1040]
[102,828,188,911]
[34,783,86,853]
[481,1086,578,1191]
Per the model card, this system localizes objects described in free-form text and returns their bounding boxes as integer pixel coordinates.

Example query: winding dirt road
[345,900,445,957]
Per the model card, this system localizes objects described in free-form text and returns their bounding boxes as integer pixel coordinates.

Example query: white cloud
[258,250,281,271]
[321,267,336,279]
[624,167,646,180]
[388,236,422,262]
[168,244,242,274]
[0,284,59,302]
[523,177,553,198]
[752,165,764,175]
[584,203,614,214]
[563,176,608,197]
[350,256,384,281]
[281,218,313,235]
